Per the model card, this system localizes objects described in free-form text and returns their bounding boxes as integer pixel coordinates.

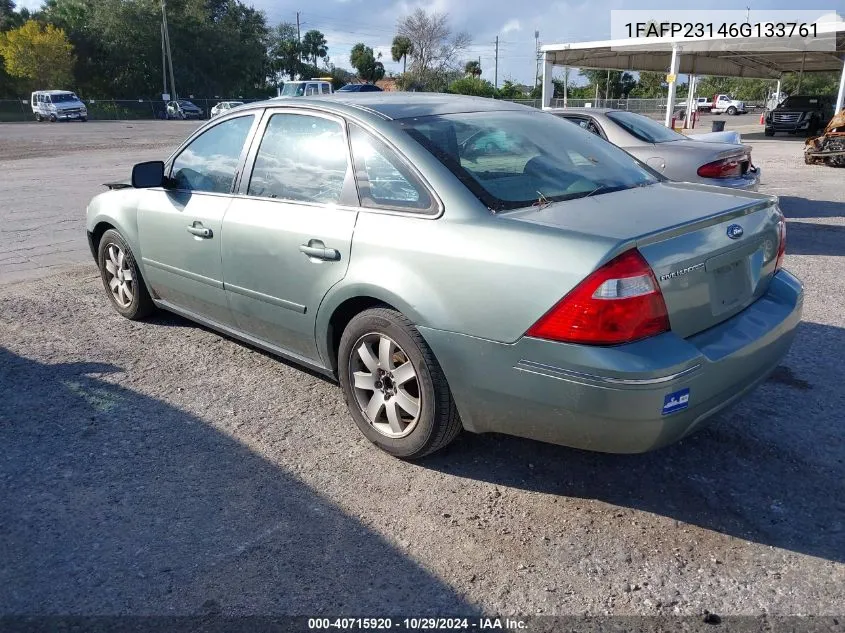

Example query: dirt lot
[0,120,843,619]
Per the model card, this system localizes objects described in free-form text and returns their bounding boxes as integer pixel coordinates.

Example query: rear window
[400,110,660,212]
[605,111,687,144]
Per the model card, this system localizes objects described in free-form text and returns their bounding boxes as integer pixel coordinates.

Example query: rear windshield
[281,83,306,96]
[606,111,687,143]
[780,96,823,108]
[400,110,660,212]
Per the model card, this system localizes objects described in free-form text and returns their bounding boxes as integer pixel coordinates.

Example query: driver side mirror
[131,161,165,188]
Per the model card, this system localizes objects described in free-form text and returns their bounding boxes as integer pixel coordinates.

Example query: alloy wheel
[103,243,134,309]
[349,333,422,438]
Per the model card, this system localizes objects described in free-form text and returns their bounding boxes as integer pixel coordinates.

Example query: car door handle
[187,223,213,238]
[299,242,340,261]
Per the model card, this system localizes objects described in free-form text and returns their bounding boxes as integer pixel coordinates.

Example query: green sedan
[85,94,803,459]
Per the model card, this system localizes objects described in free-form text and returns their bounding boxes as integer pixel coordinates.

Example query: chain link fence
[0,98,268,123]
[1,95,679,123]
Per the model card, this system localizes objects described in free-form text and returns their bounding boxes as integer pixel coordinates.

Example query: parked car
[210,101,245,118]
[275,80,333,97]
[552,108,760,190]
[166,100,204,119]
[711,94,747,115]
[765,95,834,137]
[337,83,383,93]
[30,90,87,122]
[86,94,800,459]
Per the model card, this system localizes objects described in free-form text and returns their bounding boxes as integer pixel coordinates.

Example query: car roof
[34,90,75,95]
[546,107,615,115]
[282,93,532,120]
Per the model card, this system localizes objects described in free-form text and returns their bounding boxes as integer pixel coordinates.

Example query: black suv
[765,95,834,137]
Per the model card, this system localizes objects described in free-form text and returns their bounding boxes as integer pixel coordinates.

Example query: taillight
[775,217,787,271]
[697,157,742,178]
[526,250,670,346]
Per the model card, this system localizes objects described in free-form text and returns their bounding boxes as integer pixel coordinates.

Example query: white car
[711,94,747,115]
[275,80,333,98]
[210,101,245,117]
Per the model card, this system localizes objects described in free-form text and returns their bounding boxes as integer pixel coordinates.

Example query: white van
[30,90,88,122]
[274,80,333,98]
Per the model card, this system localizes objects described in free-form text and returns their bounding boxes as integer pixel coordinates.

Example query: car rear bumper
[705,166,761,191]
[419,270,802,453]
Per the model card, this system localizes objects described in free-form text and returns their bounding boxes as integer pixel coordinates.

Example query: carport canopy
[540,18,845,126]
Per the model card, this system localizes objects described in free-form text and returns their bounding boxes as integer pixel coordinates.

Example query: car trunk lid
[505,182,782,338]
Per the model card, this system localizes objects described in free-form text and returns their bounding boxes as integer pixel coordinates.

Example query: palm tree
[302,29,328,66]
[391,35,413,73]
[464,60,481,77]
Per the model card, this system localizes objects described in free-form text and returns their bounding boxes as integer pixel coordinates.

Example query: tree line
[0,0,840,101]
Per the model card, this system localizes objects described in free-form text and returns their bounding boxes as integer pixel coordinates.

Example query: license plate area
[709,257,753,316]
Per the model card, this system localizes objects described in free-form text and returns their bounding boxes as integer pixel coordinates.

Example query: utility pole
[161,22,167,97]
[296,12,302,67]
[605,69,610,102]
[161,0,176,100]
[534,30,540,90]
[494,36,499,89]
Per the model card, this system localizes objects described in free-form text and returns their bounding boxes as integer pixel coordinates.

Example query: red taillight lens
[526,250,670,345]
[697,157,742,178]
[775,217,787,271]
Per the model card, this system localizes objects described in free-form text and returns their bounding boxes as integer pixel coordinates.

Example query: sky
[14,0,831,86]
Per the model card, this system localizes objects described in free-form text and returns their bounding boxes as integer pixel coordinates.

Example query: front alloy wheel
[97,229,154,320]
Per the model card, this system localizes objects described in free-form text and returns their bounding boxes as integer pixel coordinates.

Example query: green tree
[1,0,24,31]
[464,60,481,77]
[497,79,524,99]
[301,29,327,66]
[269,22,302,83]
[579,69,636,100]
[632,71,666,98]
[350,43,384,83]
[395,7,470,91]
[0,19,75,89]
[448,76,495,97]
[390,35,412,73]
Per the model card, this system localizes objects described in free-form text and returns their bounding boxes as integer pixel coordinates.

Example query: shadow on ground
[776,197,845,257]
[0,348,473,615]
[423,321,845,564]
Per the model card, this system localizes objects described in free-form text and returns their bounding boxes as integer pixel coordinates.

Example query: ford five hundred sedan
[85,94,803,459]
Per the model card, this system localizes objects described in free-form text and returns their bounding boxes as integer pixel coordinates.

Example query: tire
[97,229,155,320]
[726,106,737,116]
[35,113,42,122]
[764,128,775,137]
[338,307,462,459]
[49,114,57,122]
[80,116,87,122]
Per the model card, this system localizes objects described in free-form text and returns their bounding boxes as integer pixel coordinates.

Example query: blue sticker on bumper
[662,388,690,415]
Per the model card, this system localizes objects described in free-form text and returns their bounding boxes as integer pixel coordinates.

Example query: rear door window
[247,113,350,205]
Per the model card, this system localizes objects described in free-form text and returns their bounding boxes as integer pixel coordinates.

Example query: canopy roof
[541,21,845,79]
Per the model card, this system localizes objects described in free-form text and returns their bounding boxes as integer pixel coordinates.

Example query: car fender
[86,190,145,274]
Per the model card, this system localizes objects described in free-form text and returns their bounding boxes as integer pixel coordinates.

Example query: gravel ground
[0,120,843,619]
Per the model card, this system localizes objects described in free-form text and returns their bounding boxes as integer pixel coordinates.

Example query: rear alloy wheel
[97,229,154,320]
[727,106,737,115]
[339,308,461,459]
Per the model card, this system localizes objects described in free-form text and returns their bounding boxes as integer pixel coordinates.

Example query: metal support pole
[797,52,806,93]
[836,58,845,113]
[494,36,498,89]
[563,66,568,107]
[161,0,177,101]
[541,53,553,109]
[685,74,696,128]
[161,23,167,97]
[776,77,782,103]
[664,43,680,127]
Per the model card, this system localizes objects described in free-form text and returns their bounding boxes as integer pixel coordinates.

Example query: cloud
[501,19,521,35]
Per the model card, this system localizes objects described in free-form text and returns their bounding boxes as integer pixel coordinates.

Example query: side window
[320,83,330,94]
[171,115,254,193]
[247,113,349,204]
[349,123,433,212]
[305,83,318,96]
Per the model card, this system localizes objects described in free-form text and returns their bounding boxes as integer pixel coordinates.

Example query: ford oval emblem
[727,224,744,240]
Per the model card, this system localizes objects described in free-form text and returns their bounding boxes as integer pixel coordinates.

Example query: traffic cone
[760,113,765,124]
